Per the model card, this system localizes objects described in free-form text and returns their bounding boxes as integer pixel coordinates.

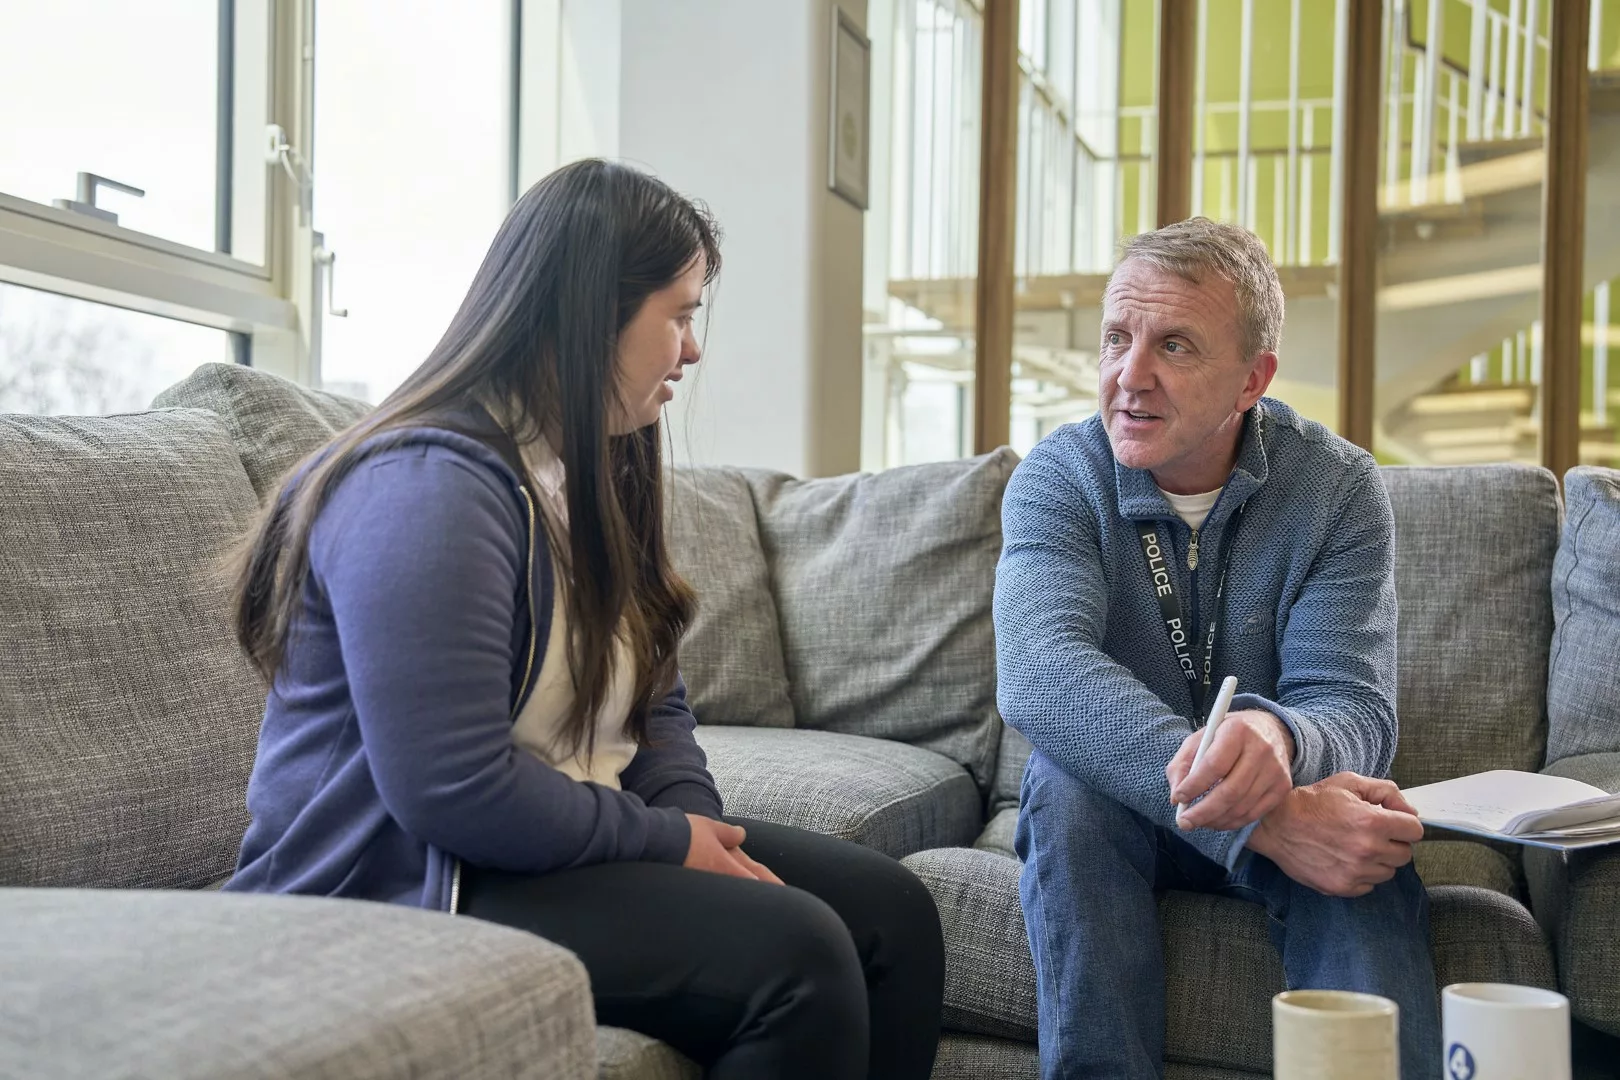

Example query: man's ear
[1238,351,1278,410]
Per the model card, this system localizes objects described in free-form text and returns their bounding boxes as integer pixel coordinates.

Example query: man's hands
[1246,774,1424,897]
[1166,709,1296,831]
[682,815,784,885]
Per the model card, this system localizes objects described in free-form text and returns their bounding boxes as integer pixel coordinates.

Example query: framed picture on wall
[828,7,870,210]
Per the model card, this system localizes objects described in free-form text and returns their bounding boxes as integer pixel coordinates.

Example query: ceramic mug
[1273,989,1400,1080]
[1441,983,1570,1080]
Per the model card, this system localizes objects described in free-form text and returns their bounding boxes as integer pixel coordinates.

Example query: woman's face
[610,256,706,435]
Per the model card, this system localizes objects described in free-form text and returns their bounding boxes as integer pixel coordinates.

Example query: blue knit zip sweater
[994,397,1398,870]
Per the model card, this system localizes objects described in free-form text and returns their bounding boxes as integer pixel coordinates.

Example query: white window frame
[0,0,314,383]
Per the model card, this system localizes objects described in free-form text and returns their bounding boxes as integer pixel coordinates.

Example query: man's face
[1098,259,1276,493]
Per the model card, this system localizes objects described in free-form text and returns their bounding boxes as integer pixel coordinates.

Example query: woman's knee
[762,886,870,1004]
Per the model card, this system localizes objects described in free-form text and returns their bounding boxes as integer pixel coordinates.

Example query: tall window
[0,0,278,415]
[311,0,514,403]
[862,0,985,469]
[1008,0,1160,456]
[1189,0,1344,431]
[1373,0,1552,466]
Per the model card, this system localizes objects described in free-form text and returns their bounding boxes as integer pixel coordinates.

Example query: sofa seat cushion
[1,888,595,1080]
[0,410,263,890]
[153,362,371,502]
[743,449,1019,791]
[1526,795,1620,1038]
[902,847,1555,1075]
[597,1028,699,1080]
[932,1033,1040,1079]
[694,727,983,859]
[976,806,1019,858]
[932,1036,1264,1080]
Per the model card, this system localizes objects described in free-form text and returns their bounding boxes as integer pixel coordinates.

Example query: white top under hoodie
[509,440,640,787]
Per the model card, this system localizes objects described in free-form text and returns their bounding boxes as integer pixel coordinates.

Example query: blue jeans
[1016,750,1440,1080]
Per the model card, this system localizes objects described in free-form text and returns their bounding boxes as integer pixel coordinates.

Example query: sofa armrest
[1524,752,1620,1038]
[1,888,597,1079]
[1542,750,1620,792]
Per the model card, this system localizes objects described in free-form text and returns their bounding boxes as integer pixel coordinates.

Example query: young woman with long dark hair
[223,159,945,1078]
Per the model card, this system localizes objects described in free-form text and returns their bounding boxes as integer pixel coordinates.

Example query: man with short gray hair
[995,218,1438,1078]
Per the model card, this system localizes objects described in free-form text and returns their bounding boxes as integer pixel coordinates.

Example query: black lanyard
[1135,502,1244,720]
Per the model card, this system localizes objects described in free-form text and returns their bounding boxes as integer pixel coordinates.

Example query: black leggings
[460,817,945,1080]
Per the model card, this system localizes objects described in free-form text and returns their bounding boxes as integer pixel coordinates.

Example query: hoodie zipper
[450,485,541,916]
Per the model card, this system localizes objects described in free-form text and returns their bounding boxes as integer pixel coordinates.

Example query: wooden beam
[1157,0,1196,227]
[974,0,1018,455]
[1541,0,1589,479]
[1337,0,1382,450]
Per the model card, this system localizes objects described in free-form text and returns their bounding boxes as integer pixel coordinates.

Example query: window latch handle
[52,172,146,225]
[313,236,349,318]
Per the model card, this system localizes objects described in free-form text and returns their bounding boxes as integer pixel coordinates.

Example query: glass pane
[0,283,235,415]
[1005,0,1160,457]
[1190,0,1343,430]
[1374,0,1549,465]
[1581,1,1620,466]
[312,0,513,404]
[862,0,983,468]
[0,1,264,259]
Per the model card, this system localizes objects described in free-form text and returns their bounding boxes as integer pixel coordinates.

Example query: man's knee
[1289,863,1431,943]
[1017,752,1155,863]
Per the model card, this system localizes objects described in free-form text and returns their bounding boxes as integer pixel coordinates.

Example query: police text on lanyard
[1135,502,1244,721]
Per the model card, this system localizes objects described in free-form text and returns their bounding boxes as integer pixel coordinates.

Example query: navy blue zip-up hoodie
[224,426,722,912]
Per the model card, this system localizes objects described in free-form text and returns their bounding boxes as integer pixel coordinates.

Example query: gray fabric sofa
[2,362,1616,1079]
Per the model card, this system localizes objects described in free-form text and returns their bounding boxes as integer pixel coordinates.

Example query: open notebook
[1403,770,1620,850]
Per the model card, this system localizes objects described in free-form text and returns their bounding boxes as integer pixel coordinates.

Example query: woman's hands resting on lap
[683,815,785,885]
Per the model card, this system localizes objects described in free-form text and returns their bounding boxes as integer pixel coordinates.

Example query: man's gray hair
[1109,217,1284,363]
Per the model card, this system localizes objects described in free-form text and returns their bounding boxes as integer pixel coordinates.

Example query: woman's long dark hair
[233,159,718,757]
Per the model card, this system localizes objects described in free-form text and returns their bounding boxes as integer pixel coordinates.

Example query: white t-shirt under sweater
[509,440,640,788]
[1156,485,1222,530]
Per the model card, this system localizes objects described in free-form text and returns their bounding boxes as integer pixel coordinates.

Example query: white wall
[620,0,868,476]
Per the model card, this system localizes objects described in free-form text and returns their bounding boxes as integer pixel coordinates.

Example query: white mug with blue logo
[1441,983,1570,1080]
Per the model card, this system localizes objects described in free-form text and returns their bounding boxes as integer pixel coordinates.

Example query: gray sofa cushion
[976,806,1019,858]
[1529,838,1620,1038]
[1547,466,1620,762]
[1526,751,1620,1037]
[695,727,983,859]
[744,449,1018,791]
[153,362,370,503]
[1380,465,1561,787]
[990,725,1034,816]
[932,1037,1265,1080]
[901,848,1035,1043]
[597,1028,699,1080]
[903,847,1555,1074]
[0,888,594,1080]
[1410,838,1520,898]
[0,411,262,889]
[933,1034,1040,1079]
[667,467,795,728]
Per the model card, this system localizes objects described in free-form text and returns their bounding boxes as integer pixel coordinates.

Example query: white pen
[1176,675,1239,824]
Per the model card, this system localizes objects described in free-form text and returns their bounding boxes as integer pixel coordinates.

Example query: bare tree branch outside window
[0,285,227,416]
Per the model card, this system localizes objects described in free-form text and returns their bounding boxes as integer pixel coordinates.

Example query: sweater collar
[1114,400,1271,522]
